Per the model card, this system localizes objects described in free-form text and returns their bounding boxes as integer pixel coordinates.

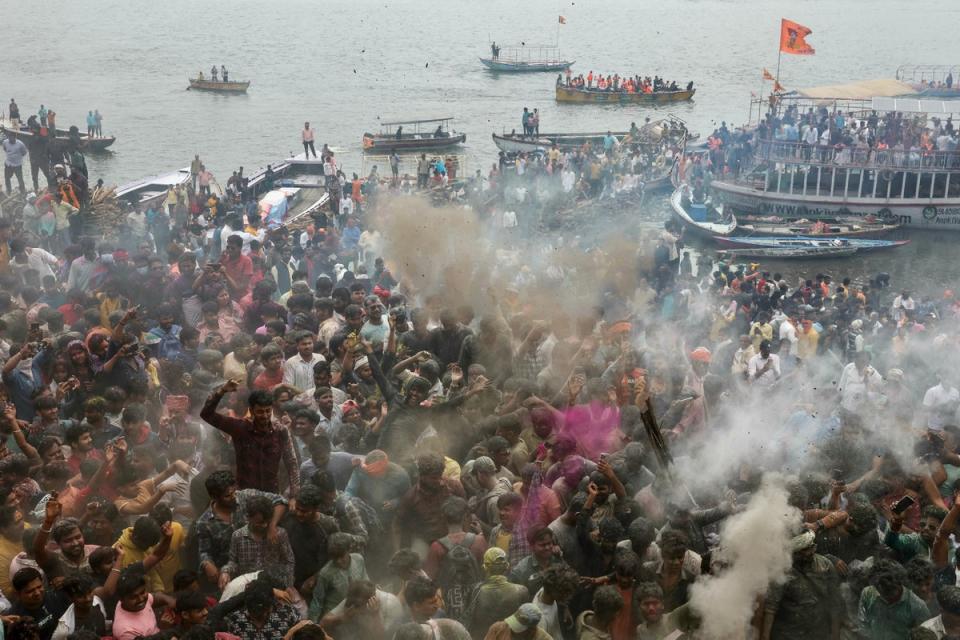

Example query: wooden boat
[492,131,628,153]
[480,43,572,73]
[714,236,910,252]
[734,216,902,239]
[670,186,736,237]
[187,78,250,93]
[556,85,695,104]
[1,125,116,151]
[480,58,573,72]
[362,117,466,153]
[718,246,859,260]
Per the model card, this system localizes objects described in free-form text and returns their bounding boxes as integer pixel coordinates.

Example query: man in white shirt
[533,564,578,640]
[731,335,756,377]
[778,315,799,361]
[837,351,883,414]
[748,340,781,387]
[919,584,960,638]
[282,331,325,392]
[923,374,960,431]
[9,239,58,283]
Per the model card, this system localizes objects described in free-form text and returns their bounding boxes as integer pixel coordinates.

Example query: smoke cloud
[688,474,799,640]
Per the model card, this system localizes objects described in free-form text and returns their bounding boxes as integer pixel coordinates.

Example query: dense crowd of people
[3,95,960,640]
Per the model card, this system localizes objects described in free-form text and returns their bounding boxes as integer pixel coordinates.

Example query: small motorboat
[187,77,250,93]
[713,236,910,252]
[670,185,737,237]
[480,58,574,72]
[363,118,466,153]
[718,246,860,260]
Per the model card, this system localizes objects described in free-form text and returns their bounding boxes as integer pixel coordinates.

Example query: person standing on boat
[85,111,96,138]
[302,122,317,159]
[221,65,228,82]
[93,110,102,137]
[491,42,500,60]
[37,104,47,128]
[190,154,202,191]
[2,134,28,193]
[389,151,400,183]
[521,108,530,137]
[211,66,218,82]
[530,109,540,136]
[416,154,430,190]
[8,100,19,129]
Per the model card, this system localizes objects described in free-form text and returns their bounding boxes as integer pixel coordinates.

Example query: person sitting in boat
[434,124,446,139]
[198,71,204,81]
[395,126,403,140]
[686,81,694,92]
[211,66,218,81]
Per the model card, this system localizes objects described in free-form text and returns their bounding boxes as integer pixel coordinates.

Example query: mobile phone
[891,495,915,515]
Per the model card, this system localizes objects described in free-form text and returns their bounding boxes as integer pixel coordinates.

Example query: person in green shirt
[885,505,946,563]
[858,559,930,640]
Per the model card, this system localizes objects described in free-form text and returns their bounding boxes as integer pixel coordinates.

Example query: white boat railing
[749,139,960,172]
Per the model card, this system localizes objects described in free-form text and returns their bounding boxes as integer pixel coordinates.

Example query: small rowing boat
[556,85,695,104]
[713,236,910,252]
[718,246,859,260]
[363,117,466,153]
[1,125,116,152]
[187,78,250,93]
[670,185,736,237]
[734,216,902,239]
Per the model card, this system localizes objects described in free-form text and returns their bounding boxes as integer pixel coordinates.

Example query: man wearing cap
[467,547,530,638]
[484,602,551,640]
[761,531,841,640]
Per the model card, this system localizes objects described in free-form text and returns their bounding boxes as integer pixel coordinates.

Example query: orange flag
[558,15,566,24]
[774,80,786,93]
[780,19,815,55]
[762,68,775,81]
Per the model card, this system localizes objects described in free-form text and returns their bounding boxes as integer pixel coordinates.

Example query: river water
[3,0,960,291]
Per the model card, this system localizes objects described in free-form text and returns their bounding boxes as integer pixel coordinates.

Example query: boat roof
[117,167,190,194]
[872,96,960,114]
[793,79,916,100]
[380,117,453,126]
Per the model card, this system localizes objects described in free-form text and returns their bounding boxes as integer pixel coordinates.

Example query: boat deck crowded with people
[709,95,960,230]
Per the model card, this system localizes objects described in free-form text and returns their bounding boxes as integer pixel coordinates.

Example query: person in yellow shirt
[0,505,27,595]
[113,513,183,594]
[798,320,820,361]
[749,313,774,350]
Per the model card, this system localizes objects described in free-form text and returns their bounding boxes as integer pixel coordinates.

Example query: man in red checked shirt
[200,379,299,501]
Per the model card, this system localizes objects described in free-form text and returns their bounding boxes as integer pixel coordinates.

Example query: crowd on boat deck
[558,71,694,94]
[7,86,960,640]
[752,104,960,168]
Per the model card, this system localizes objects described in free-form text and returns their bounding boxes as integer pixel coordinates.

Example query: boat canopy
[793,79,916,100]
[871,96,960,114]
[896,65,960,84]
[380,117,453,126]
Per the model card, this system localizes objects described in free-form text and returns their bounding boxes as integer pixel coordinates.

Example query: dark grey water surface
[3,0,960,290]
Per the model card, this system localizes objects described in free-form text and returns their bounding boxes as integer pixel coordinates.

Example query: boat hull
[734,217,901,239]
[670,188,737,237]
[362,133,466,153]
[480,58,574,72]
[491,131,629,153]
[718,247,859,260]
[711,179,960,231]
[1,125,116,151]
[187,79,250,93]
[713,235,909,251]
[556,86,695,104]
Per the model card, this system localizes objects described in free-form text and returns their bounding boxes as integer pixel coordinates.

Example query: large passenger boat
[709,95,960,231]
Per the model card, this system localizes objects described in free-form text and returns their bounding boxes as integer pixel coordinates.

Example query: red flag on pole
[780,19,815,55]
[773,80,786,93]
[558,15,566,24]
[762,68,775,81]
